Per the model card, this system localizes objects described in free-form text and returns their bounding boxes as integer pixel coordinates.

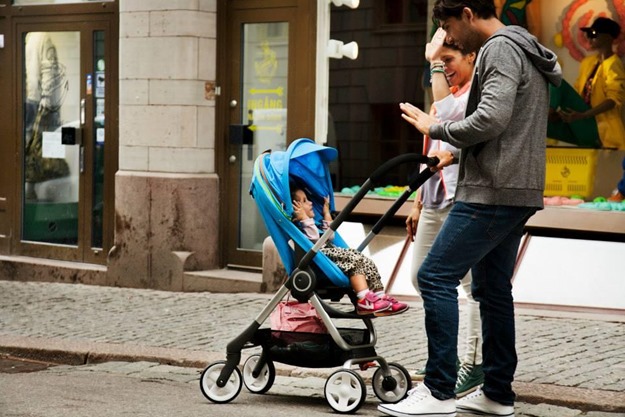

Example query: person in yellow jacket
[559,17,625,202]
[559,17,625,150]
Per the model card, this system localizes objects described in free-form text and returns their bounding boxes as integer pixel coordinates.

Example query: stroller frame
[200,138,438,413]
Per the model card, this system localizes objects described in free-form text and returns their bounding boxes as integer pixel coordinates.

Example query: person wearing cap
[559,17,625,149]
[558,17,625,201]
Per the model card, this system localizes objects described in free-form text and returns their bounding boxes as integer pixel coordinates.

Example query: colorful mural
[558,0,625,60]
[499,0,533,27]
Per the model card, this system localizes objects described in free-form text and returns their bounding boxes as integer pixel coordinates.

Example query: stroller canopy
[250,138,350,286]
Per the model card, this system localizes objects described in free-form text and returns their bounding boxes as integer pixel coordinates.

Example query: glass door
[17,20,115,263]
[22,30,80,246]
[221,2,316,269]
[238,22,290,251]
[223,9,294,269]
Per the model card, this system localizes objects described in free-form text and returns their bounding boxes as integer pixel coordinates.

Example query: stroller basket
[254,328,373,368]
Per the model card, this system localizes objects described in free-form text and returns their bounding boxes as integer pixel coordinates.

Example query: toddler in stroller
[291,186,408,316]
[199,138,438,413]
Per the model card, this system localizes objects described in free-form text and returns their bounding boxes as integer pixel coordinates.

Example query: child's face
[293,190,315,218]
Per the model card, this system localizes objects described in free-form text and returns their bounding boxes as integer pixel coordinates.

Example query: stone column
[108,0,219,290]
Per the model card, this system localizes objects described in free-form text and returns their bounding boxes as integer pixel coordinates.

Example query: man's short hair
[433,0,497,21]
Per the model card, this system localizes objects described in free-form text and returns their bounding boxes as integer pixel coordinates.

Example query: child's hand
[292,200,308,221]
[322,196,332,220]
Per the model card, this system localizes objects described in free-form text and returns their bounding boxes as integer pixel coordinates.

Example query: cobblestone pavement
[0,281,624,413]
[17,360,622,417]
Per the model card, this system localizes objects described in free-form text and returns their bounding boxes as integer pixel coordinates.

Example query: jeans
[418,202,537,404]
[411,205,482,365]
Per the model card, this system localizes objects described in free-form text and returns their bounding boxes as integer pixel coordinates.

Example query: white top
[420,82,471,209]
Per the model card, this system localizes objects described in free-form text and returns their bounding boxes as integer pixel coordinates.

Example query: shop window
[377,0,429,31]
[371,103,423,186]
[329,0,427,190]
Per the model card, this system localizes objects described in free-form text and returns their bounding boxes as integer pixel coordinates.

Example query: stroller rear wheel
[199,361,242,404]
[372,362,412,403]
[324,369,366,414]
[242,354,275,394]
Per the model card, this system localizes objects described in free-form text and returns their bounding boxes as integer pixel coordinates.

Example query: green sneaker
[413,366,426,381]
[414,359,461,382]
[455,362,484,397]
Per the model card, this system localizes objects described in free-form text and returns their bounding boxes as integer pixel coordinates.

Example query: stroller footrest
[317,297,362,319]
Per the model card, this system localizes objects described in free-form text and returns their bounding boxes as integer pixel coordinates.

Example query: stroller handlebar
[370,154,439,183]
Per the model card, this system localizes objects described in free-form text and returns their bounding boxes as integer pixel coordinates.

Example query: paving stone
[516,403,583,417]
[1,281,625,403]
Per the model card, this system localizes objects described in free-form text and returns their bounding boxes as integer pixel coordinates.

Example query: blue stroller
[200,138,438,413]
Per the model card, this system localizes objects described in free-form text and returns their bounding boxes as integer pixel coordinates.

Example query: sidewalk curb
[1,334,624,413]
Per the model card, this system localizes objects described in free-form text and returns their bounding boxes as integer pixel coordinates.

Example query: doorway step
[0,255,107,286]
[183,268,265,293]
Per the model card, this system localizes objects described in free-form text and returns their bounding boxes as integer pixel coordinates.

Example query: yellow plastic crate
[544,148,598,198]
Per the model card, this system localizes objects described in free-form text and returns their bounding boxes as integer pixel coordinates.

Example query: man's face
[440,10,483,53]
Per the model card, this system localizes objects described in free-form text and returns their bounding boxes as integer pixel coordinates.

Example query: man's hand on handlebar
[427,150,456,171]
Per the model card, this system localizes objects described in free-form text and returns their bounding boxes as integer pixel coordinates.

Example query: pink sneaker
[357,291,391,315]
[375,294,409,316]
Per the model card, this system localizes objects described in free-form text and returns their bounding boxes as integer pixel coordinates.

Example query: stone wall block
[148,175,219,289]
[199,0,217,13]
[149,80,211,107]
[120,0,200,13]
[120,37,198,80]
[153,251,198,292]
[119,79,149,105]
[197,106,215,149]
[148,147,214,174]
[262,237,287,293]
[107,172,219,290]
[119,105,197,148]
[198,38,216,81]
[120,12,149,38]
[118,145,149,171]
[150,10,215,38]
[107,172,151,288]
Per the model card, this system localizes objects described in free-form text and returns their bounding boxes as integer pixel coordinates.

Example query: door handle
[79,98,86,173]
[229,124,253,145]
[80,98,86,125]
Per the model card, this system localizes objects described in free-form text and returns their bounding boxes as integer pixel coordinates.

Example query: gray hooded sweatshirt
[429,25,562,208]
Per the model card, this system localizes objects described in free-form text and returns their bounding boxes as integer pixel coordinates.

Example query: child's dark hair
[290,188,300,201]
[433,0,496,21]
[290,177,304,195]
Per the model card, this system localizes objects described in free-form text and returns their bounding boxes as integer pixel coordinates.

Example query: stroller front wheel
[324,369,366,414]
[242,354,275,394]
[372,362,412,403]
[199,361,242,404]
